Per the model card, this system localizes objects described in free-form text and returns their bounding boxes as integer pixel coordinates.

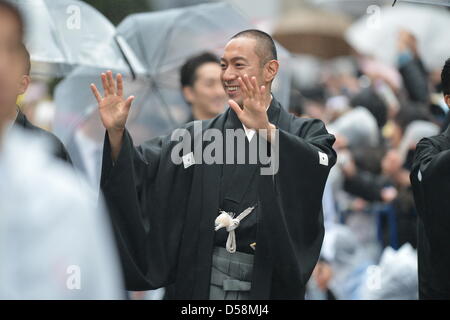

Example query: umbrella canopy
[12,0,145,76]
[273,7,353,59]
[346,3,450,71]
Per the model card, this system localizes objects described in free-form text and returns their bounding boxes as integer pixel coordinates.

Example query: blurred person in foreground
[0,25,71,163]
[180,52,227,121]
[91,29,336,299]
[0,0,122,299]
[411,58,450,299]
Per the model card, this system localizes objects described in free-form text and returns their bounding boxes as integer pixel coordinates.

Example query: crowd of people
[296,30,449,299]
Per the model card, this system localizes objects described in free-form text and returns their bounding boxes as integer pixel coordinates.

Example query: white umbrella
[346,3,450,71]
[12,0,145,76]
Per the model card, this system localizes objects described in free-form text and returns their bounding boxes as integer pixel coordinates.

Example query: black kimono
[14,110,72,164]
[411,125,450,299]
[100,98,336,299]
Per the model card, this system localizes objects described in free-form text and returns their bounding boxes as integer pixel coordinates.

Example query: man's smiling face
[220,37,265,107]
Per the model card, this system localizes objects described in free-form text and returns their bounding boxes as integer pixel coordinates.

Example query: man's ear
[182,86,195,104]
[264,60,279,84]
[18,75,30,95]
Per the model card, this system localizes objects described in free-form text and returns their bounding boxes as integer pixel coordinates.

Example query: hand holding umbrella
[90,71,134,160]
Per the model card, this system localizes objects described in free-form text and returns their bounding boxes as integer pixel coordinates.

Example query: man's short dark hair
[230,29,278,65]
[0,0,24,37]
[180,52,220,88]
[441,58,450,96]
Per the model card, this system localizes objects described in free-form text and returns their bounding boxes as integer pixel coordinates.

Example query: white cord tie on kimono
[214,206,255,253]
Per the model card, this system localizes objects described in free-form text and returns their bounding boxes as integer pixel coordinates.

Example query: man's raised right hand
[90,71,134,160]
[90,70,134,133]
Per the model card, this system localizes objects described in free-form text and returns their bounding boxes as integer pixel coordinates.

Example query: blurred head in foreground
[0,0,28,134]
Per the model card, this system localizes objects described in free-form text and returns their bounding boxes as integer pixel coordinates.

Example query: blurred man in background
[180,52,227,121]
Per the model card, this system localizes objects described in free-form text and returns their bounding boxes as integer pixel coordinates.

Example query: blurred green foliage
[81,0,153,25]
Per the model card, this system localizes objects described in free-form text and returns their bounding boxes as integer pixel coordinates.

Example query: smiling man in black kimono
[411,58,450,299]
[92,29,336,300]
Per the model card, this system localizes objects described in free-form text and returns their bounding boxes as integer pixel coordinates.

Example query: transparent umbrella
[12,0,145,76]
[346,3,450,71]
